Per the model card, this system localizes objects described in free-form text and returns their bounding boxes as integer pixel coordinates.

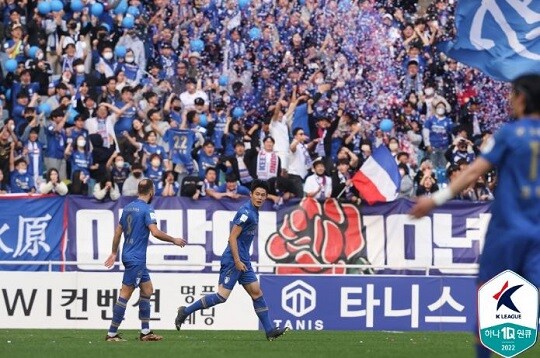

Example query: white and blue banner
[260,275,477,331]
[440,0,540,81]
[0,196,491,275]
[0,196,65,271]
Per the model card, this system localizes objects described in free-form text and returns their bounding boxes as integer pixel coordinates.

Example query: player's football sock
[185,293,226,315]
[108,296,128,336]
[252,296,273,333]
[139,294,151,333]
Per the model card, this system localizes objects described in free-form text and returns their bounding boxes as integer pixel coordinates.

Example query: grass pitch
[0,330,538,358]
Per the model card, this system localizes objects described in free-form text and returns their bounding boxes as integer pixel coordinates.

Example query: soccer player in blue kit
[410,74,540,358]
[175,179,289,341]
[104,179,186,341]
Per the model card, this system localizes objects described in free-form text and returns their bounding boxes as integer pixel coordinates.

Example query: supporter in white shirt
[179,78,209,111]
[304,157,332,200]
[269,90,300,169]
[288,127,317,198]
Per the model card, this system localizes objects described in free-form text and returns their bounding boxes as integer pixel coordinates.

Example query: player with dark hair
[410,73,540,358]
[104,179,186,341]
[175,179,288,341]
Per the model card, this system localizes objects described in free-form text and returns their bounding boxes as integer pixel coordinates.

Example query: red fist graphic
[266,197,365,274]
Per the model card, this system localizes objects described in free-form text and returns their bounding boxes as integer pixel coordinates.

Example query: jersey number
[126,214,133,237]
[174,135,188,153]
[530,141,540,181]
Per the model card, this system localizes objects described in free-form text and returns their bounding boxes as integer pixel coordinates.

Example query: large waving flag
[439,0,540,82]
[352,145,400,205]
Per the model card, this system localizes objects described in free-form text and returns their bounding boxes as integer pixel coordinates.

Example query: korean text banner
[0,196,491,275]
[0,196,65,271]
[0,272,257,330]
[261,275,476,332]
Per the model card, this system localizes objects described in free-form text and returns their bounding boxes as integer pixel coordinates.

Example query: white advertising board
[0,272,259,330]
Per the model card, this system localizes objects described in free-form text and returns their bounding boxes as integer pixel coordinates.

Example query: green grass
[0,330,538,358]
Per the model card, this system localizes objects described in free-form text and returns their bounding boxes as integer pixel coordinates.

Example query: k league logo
[478,270,539,358]
[281,280,316,317]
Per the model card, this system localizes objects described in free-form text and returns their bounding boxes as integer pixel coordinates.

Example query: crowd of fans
[0,0,504,204]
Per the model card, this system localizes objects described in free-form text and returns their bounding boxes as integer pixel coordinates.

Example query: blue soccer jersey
[481,119,540,234]
[479,118,540,285]
[222,201,258,263]
[119,199,157,264]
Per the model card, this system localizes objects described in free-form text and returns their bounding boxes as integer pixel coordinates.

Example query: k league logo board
[478,270,539,357]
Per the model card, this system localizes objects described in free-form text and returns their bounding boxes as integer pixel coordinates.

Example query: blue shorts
[218,259,258,290]
[478,232,540,287]
[122,262,151,287]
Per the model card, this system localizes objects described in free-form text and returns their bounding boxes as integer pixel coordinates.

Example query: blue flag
[439,0,540,82]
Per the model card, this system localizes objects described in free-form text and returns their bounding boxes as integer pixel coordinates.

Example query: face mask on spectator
[77,139,86,147]
[331,94,339,102]
[315,78,324,85]
[115,160,125,168]
[62,75,70,82]
[103,52,113,60]
[76,65,85,73]
[18,169,27,175]
[436,107,446,116]
[425,88,434,96]
[151,159,161,167]
[10,124,15,131]
[125,56,135,63]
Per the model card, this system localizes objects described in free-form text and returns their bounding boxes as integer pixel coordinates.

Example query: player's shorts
[218,259,258,290]
[122,262,151,287]
[478,231,540,287]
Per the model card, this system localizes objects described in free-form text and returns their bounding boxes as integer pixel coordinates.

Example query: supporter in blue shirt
[44,109,68,180]
[195,140,219,178]
[9,147,35,194]
[214,174,250,199]
[157,170,180,196]
[66,135,94,181]
[144,153,165,188]
[114,86,137,137]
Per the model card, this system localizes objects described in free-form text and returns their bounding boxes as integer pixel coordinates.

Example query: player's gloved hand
[173,237,187,247]
[104,253,117,268]
[234,260,247,272]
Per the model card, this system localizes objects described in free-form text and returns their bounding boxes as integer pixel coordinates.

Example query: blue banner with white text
[260,275,476,331]
[0,196,65,271]
[440,0,540,81]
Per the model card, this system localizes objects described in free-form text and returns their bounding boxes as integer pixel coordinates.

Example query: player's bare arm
[149,224,186,247]
[410,157,493,218]
[104,224,123,268]
[228,225,247,272]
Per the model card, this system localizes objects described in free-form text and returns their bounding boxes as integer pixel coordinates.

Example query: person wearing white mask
[120,49,143,86]
[65,134,96,181]
[9,143,36,193]
[117,28,147,72]
[96,45,117,78]
[423,101,454,170]
[107,152,131,193]
[422,84,451,118]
